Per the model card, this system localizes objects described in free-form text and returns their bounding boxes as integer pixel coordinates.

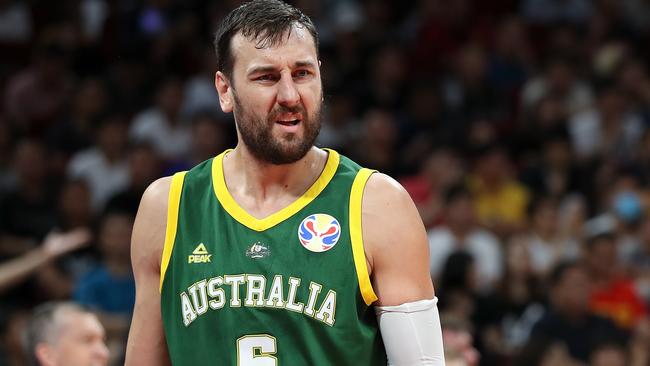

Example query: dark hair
[443,183,472,205]
[439,251,475,292]
[213,0,319,78]
[548,260,582,287]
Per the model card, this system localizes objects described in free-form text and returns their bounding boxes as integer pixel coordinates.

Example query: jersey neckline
[211,148,340,232]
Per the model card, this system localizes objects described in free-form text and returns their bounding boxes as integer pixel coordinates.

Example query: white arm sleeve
[375,297,446,366]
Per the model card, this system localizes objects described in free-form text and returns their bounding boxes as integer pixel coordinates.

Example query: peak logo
[188,243,212,263]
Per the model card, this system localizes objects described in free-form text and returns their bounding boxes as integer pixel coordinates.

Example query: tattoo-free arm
[125,177,172,366]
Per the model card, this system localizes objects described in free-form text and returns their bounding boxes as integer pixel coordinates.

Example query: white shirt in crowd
[427,227,503,292]
[130,108,191,160]
[67,147,129,211]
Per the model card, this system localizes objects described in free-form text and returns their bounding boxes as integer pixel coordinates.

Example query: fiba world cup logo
[298,214,341,253]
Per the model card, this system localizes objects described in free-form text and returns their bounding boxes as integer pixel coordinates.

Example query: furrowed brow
[247,65,279,76]
[294,61,316,69]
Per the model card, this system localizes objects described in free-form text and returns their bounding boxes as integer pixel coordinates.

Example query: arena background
[1,0,650,365]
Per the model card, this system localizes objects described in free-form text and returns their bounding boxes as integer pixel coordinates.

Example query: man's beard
[232,91,321,165]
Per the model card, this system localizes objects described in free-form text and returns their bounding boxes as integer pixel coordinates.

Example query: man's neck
[222,145,328,219]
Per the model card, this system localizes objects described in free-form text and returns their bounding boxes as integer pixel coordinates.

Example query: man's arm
[363,173,434,305]
[0,229,90,294]
[125,177,172,366]
[363,173,445,365]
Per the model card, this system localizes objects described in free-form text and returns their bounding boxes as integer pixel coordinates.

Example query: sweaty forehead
[230,25,318,72]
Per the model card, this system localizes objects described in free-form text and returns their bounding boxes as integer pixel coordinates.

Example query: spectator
[474,237,546,362]
[162,113,233,177]
[442,318,480,366]
[74,210,135,316]
[0,138,57,255]
[401,147,464,228]
[521,0,593,25]
[440,43,505,141]
[73,210,135,364]
[317,90,360,155]
[569,85,645,161]
[623,215,650,303]
[0,229,90,294]
[67,114,130,211]
[589,342,627,366]
[428,184,503,291]
[585,233,647,329]
[4,36,73,133]
[519,129,584,200]
[487,15,532,98]
[467,144,530,235]
[47,77,110,158]
[520,56,594,121]
[525,261,628,363]
[181,47,226,120]
[0,0,33,43]
[522,196,580,277]
[57,180,93,231]
[437,251,478,324]
[350,107,400,176]
[106,143,162,215]
[130,77,191,160]
[22,301,109,366]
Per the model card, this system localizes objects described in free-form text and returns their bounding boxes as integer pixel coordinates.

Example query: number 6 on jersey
[237,335,278,366]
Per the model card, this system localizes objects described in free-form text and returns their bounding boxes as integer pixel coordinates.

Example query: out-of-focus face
[215,24,322,164]
[97,119,128,158]
[590,347,626,366]
[587,238,617,276]
[447,195,476,229]
[547,62,574,94]
[423,150,462,187]
[506,237,532,277]
[13,140,47,185]
[457,44,486,84]
[157,80,184,117]
[60,181,91,222]
[544,139,571,168]
[39,311,109,366]
[128,146,161,189]
[553,266,590,315]
[361,109,397,147]
[191,117,226,160]
[74,79,107,118]
[99,214,134,259]
[533,200,558,235]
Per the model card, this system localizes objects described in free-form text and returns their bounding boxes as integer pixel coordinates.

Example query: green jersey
[160,149,387,365]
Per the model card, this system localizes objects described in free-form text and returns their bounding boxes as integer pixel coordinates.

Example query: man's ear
[35,343,55,366]
[215,71,233,113]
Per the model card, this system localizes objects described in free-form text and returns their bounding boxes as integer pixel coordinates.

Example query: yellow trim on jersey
[211,149,340,232]
[349,168,379,305]
[160,171,187,291]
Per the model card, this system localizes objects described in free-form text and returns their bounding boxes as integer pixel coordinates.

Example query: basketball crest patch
[298,214,341,253]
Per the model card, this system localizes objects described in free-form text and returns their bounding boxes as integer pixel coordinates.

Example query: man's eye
[295,70,310,77]
[257,74,272,81]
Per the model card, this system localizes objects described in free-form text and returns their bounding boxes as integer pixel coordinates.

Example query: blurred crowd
[1,0,650,365]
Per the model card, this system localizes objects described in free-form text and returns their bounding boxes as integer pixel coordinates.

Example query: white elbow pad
[375,297,446,366]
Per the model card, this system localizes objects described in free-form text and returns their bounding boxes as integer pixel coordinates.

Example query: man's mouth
[276,119,301,126]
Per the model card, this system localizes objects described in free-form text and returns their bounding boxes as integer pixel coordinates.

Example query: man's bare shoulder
[132,177,173,260]
[364,172,410,204]
[362,172,420,241]
[141,176,173,208]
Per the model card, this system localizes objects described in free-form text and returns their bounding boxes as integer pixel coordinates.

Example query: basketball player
[23,302,109,366]
[125,1,445,364]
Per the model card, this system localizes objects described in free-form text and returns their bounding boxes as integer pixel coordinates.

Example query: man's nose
[276,74,300,107]
[93,340,110,364]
